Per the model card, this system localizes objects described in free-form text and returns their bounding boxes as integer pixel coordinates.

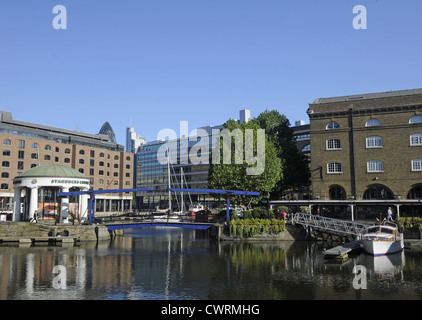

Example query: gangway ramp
[292,212,370,237]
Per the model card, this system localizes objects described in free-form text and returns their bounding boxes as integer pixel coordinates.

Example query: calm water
[1,227,422,300]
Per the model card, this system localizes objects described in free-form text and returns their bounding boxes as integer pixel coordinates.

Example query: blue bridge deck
[104,219,219,231]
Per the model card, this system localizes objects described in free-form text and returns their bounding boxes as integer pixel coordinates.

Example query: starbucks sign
[50,179,90,185]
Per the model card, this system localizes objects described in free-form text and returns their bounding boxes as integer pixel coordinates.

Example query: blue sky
[0,0,421,144]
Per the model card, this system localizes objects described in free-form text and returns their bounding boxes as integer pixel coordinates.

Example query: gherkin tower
[99,121,117,143]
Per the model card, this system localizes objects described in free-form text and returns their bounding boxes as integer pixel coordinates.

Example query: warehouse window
[366,136,383,148]
[326,122,340,129]
[412,159,422,171]
[367,160,384,173]
[326,138,341,150]
[365,119,381,127]
[410,133,422,146]
[327,162,342,174]
[409,115,422,124]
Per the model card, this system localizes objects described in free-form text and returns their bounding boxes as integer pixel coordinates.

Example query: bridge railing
[94,213,218,224]
[292,212,370,236]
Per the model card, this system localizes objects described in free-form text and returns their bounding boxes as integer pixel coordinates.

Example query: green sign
[50,179,89,185]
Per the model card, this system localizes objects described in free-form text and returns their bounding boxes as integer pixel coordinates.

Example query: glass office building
[134,125,222,211]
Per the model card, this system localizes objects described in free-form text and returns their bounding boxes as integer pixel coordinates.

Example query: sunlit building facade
[308,88,422,215]
[0,110,133,215]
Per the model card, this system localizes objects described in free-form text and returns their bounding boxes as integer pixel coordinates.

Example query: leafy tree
[255,110,310,199]
[208,118,282,207]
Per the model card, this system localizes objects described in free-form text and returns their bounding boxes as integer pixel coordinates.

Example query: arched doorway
[407,184,422,199]
[329,185,346,200]
[363,184,394,200]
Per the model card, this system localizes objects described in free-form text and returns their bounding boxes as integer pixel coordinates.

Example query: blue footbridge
[103,217,219,231]
[59,187,260,236]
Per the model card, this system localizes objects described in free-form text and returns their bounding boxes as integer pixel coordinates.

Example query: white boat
[361,220,404,256]
[189,203,205,213]
[150,214,181,223]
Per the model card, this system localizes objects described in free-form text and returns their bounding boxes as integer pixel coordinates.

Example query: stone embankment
[219,224,309,241]
[0,221,121,242]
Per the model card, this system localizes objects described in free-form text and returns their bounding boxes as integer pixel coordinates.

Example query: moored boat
[361,220,404,256]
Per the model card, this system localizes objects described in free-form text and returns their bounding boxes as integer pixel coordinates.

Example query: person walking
[387,207,393,221]
[30,210,38,223]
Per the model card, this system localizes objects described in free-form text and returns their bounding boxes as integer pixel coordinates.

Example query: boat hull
[362,239,404,256]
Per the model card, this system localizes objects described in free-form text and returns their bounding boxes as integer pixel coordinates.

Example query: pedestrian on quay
[387,207,393,221]
[30,210,38,223]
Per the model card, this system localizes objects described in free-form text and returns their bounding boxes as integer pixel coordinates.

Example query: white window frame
[365,119,381,127]
[326,138,341,150]
[327,162,342,174]
[367,160,384,173]
[410,133,422,146]
[326,122,340,129]
[366,136,383,148]
[411,159,422,171]
[410,115,422,124]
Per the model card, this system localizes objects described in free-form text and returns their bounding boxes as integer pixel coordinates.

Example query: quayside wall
[219,224,309,241]
[0,222,120,242]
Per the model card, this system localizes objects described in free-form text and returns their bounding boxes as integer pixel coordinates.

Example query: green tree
[208,118,282,207]
[256,110,310,199]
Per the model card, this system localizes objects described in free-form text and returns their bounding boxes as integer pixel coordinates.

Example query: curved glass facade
[99,121,117,144]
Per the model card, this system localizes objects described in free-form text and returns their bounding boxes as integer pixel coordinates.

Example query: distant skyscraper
[240,109,251,124]
[99,121,117,144]
[126,126,146,153]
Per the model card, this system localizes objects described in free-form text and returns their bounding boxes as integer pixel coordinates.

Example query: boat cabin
[362,220,401,241]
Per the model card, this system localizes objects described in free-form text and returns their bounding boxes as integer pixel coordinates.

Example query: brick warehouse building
[307,88,422,217]
[0,110,134,218]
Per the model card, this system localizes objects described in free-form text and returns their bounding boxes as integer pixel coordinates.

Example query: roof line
[312,88,422,104]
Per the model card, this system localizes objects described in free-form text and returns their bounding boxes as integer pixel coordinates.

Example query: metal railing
[292,212,370,237]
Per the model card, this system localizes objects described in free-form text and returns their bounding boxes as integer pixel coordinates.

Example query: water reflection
[358,251,405,279]
[0,227,422,300]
